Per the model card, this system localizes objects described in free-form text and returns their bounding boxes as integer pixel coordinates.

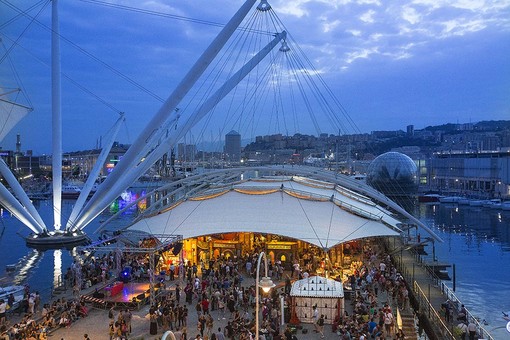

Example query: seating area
[2,298,89,339]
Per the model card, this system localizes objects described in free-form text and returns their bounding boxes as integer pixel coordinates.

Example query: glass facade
[366,152,418,196]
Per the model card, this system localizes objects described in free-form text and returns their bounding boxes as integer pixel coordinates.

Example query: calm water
[416,203,510,339]
[0,196,138,299]
[1,199,509,337]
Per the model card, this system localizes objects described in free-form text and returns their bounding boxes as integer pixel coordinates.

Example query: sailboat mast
[51,0,62,230]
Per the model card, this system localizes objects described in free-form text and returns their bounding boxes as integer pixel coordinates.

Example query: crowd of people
[1,238,427,340]
[0,290,89,339]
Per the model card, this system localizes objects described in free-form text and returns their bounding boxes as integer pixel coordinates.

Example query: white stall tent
[290,276,344,324]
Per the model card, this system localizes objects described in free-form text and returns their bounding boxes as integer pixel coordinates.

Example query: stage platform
[80,282,165,310]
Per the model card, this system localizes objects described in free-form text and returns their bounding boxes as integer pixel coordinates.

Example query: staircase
[398,308,418,340]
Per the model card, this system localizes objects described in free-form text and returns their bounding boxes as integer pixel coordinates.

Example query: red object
[105,281,124,296]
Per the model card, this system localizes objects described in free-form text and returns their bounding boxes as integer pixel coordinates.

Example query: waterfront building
[427,149,510,198]
[224,130,241,162]
[177,143,196,162]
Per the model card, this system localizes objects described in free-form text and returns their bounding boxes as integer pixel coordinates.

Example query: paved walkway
[4,242,432,340]
[45,276,339,339]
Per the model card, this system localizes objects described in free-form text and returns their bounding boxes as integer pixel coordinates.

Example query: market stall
[290,275,344,325]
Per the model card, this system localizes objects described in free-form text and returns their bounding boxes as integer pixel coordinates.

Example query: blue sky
[1,0,509,154]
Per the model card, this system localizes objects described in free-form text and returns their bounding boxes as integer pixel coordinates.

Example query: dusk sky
[1,0,509,154]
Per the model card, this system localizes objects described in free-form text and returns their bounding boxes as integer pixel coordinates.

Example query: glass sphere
[366,152,418,196]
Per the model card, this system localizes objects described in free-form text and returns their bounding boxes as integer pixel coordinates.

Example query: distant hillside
[423,120,510,132]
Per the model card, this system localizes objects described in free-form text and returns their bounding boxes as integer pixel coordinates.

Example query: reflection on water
[0,192,141,296]
[53,250,62,287]
[416,203,510,339]
[418,203,510,250]
[13,250,43,285]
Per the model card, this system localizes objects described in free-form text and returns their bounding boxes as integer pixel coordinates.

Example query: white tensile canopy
[290,275,344,324]
[128,177,401,249]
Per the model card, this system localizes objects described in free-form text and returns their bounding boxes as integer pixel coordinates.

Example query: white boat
[439,196,462,203]
[61,184,81,199]
[483,199,501,208]
[0,285,24,301]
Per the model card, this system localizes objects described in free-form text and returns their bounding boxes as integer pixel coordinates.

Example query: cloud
[347,29,363,36]
[359,9,376,23]
[402,6,421,24]
[345,47,379,64]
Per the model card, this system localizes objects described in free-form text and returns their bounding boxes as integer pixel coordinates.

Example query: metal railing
[440,282,494,340]
[413,281,455,339]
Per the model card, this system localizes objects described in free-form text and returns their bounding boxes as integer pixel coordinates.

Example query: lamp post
[255,251,275,340]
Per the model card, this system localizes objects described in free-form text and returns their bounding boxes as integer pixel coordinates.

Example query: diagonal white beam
[66,113,125,231]
[0,158,47,231]
[0,183,44,234]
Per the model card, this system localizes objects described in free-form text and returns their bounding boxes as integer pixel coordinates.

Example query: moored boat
[439,196,462,204]
[483,199,501,208]
[61,184,82,199]
[0,285,24,302]
[458,197,471,205]
[418,193,443,203]
[469,199,484,207]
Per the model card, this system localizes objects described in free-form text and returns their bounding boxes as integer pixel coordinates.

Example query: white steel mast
[51,0,63,230]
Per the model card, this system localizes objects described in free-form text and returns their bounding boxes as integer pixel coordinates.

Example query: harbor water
[417,203,510,339]
[1,199,509,338]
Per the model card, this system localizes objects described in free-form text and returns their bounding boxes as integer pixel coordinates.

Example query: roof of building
[226,130,240,136]
[127,175,402,249]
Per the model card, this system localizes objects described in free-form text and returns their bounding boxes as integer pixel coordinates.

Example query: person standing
[150,310,158,335]
[312,306,319,333]
[384,309,394,336]
[457,322,468,340]
[215,327,225,340]
[317,314,325,338]
[0,300,6,326]
[175,284,181,303]
[124,308,132,334]
[467,321,476,340]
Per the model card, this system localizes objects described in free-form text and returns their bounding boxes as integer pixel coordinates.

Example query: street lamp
[255,251,275,340]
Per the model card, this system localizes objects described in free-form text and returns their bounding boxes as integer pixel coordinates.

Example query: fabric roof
[232,178,402,227]
[128,178,401,249]
[290,276,344,298]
